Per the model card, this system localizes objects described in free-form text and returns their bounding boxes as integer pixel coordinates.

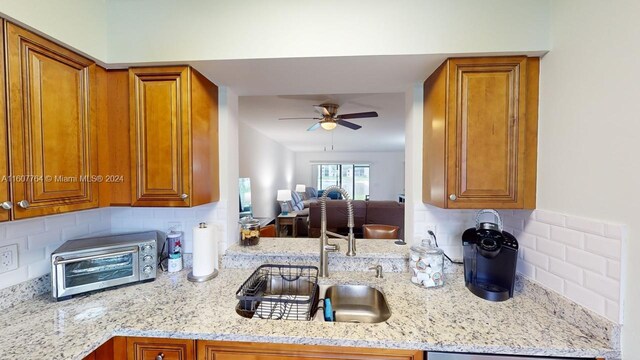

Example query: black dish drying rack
[235,264,320,321]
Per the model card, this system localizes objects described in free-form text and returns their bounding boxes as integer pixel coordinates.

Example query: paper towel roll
[192,223,217,277]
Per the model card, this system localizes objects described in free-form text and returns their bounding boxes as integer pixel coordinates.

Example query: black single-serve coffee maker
[462,209,519,302]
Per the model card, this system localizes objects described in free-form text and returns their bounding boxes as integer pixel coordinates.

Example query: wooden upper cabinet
[0,21,10,222]
[129,66,219,207]
[423,56,539,209]
[5,22,99,219]
[197,340,423,360]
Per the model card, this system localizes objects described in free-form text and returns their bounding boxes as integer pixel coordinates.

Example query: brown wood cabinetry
[197,340,423,360]
[5,22,99,219]
[127,337,195,360]
[129,66,219,207]
[0,21,10,222]
[423,56,539,209]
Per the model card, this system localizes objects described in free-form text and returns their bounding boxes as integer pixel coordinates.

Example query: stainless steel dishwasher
[428,353,587,360]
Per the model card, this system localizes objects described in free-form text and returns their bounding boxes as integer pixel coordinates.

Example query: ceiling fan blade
[307,122,321,131]
[278,117,321,120]
[313,105,331,117]
[337,120,362,130]
[337,111,378,120]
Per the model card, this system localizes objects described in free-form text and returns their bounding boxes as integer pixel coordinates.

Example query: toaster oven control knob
[1,201,12,210]
[449,194,457,201]
[142,244,153,252]
[143,265,154,274]
[143,255,153,263]
[17,200,30,209]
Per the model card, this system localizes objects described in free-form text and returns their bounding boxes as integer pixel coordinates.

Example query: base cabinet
[197,341,423,360]
[127,337,195,360]
[86,337,423,360]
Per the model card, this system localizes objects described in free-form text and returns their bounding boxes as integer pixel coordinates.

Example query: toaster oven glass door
[54,247,140,298]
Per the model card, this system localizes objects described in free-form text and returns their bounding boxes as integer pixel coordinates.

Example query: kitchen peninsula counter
[0,260,619,359]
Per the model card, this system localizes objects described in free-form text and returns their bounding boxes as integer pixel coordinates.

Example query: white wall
[0,0,107,62]
[238,122,294,219]
[105,0,550,63]
[294,151,404,201]
[539,0,640,355]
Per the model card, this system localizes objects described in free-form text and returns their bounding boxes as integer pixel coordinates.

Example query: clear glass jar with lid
[409,236,445,288]
[238,216,261,246]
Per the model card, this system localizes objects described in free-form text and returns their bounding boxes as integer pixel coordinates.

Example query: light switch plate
[0,244,18,273]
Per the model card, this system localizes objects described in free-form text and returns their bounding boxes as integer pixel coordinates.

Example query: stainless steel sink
[322,285,391,323]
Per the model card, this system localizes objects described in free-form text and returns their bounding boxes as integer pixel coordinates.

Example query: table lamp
[277,190,292,215]
[295,184,306,200]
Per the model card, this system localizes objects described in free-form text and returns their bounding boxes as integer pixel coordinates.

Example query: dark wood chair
[363,224,400,239]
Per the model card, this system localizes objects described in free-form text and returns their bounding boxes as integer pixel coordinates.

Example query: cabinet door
[197,341,423,360]
[446,57,527,208]
[5,22,99,219]
[127,337,195,360]
[129,67,191,207]
[0,21,10,222]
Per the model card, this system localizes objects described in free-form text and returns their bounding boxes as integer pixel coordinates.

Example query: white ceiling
[239,93,406,152]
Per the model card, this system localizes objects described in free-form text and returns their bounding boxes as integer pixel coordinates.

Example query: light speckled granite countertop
[0,238,620,359]
[0,264,619,360]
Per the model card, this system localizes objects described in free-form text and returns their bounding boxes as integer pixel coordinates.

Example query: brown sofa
[308,200,404,239]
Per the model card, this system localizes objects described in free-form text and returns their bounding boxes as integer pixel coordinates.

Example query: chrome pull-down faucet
[319,186,356,277]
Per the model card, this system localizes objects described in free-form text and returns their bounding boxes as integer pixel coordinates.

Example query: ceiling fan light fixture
[320,121,337,131]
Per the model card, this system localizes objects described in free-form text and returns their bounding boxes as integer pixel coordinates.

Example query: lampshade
[320,121,337,130]
[277,189,292,202]
[295,184,306,192]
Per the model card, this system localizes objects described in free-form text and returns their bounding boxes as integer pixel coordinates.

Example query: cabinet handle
[156,353,164,360]
[180,194,189,200]
[449,194,457,201]
[17,200,30,209]
[0,201,12,210]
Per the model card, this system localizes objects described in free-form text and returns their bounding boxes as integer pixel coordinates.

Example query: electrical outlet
[0,244,18,273]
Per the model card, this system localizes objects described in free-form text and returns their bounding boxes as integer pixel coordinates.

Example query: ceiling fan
[278,103,378,131]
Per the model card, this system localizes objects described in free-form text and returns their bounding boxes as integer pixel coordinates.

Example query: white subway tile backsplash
[523,220,550,238]
[19,248,45,266]
[566,216,605,236]
[514,230,536,249]
[44,214,77,230]
[605,299,621,323]
[517,259,536,278]
[566,247,607,275]
[584,234,621,260]
[549,258,583,284]
[28,258,51,279]
[584,270,620,301]
[536,237,565,260]
[550,226,583,248]
[28,230,61,249]
[62,224,91,240]
[534,210,566,227]
[607,260,621,280]
[565,281,606,315]
[6,219,46,238]
[604,223,624,240]
[523,248,549,270]
[535,268,564,294]
[509,209,623,323]
[502,215,524,231]
[0,267,29,289]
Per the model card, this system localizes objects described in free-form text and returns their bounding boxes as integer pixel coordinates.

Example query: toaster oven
[51,231,159,300]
